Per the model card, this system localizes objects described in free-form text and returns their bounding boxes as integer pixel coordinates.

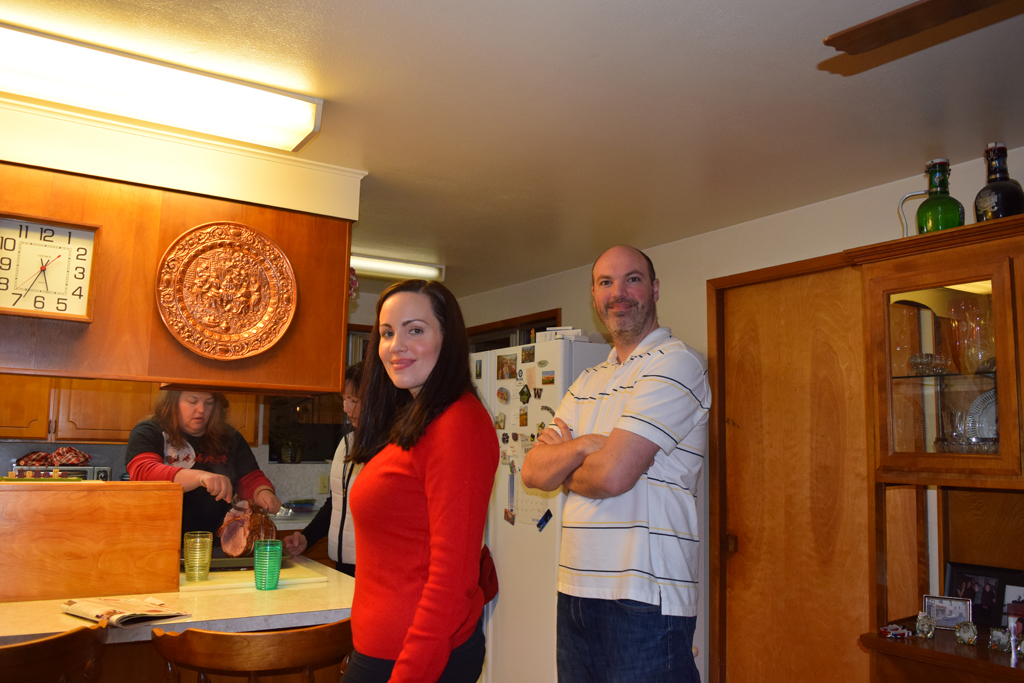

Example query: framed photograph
[944,562,1024,627]
[924,595,972,629]
[1004,585,1024,628]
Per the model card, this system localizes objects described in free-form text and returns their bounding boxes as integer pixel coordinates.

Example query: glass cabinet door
[873,258,1019,476]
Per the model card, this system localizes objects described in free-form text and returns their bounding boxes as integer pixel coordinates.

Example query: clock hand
[13,254,61,292]
[14,266,44,292]
[40,256,50,292]
[11,269,44,305]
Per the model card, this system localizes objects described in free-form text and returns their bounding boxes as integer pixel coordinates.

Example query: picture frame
[944,562,1024,627]
[1004,585,1024,629]
[923,595,972,629]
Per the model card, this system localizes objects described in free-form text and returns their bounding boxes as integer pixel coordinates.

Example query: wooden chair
[0,621,107,683]
[151,618,353,683]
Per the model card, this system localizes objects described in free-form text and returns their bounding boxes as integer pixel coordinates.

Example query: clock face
[0,217,97,321]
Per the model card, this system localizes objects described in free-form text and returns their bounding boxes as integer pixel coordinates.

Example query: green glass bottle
[917,158,965,234]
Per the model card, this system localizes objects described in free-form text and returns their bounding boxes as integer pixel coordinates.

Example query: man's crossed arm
[521,417,659,499]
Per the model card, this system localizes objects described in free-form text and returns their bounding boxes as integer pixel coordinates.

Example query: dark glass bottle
[975,142,1024,221]
[917,158,965,233]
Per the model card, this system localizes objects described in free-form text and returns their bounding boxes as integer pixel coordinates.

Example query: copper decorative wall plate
[156,222,297,361]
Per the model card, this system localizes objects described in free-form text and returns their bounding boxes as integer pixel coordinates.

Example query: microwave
[12,466,112,481]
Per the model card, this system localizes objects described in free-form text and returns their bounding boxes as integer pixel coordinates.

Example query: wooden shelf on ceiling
[823,0,1007,55]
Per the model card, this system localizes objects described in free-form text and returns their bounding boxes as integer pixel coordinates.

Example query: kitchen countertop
[272,511,316,531]
[0,555,354,646]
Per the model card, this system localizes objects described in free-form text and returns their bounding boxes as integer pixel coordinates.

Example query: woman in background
[126,391,281,540]
[342,279,498,683]
[284,362,364,577]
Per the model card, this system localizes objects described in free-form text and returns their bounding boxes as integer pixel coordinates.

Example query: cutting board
[179,559,328,591]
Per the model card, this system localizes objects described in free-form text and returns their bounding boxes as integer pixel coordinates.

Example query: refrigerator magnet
[537,360,549,368]
[501,433,510,444]
[541,405,555,417]
[519,385,531,404]
[522,345,535,363]
[533,387,543,399]
[541,370,554,385]
[496,387,510,404]
[494,412,506,430]
[536,509,553,532]
[519,405,529,427]
[497,354,517,380]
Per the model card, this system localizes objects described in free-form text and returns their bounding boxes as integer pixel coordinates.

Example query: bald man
[522,245,709,683]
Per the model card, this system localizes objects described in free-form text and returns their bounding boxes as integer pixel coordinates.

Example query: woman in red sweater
[343,279,499,683]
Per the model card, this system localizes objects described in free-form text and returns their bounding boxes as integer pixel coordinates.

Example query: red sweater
[349,393,498,683]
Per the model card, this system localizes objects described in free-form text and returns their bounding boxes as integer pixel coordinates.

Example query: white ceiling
[2,0,1023,297]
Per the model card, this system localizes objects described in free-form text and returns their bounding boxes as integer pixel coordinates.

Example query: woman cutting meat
[125,391,281,539]
[342,279,498,683]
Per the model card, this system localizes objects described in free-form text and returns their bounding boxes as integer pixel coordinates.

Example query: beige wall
[460,148,1019,351]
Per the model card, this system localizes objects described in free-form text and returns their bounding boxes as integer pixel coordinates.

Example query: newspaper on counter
[61,596,189,628]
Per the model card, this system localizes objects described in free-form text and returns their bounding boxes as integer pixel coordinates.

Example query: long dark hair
[151,390,235,456]
[349,279,478,463]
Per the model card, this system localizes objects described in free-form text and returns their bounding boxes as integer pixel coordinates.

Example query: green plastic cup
[254,539,283,590]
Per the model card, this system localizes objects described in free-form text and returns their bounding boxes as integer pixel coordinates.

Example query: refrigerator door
[482,339,609,683]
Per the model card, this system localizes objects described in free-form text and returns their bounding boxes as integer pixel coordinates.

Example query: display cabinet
[867,256,1019,478]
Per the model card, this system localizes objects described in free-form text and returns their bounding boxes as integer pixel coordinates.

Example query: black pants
[341,617,485,683]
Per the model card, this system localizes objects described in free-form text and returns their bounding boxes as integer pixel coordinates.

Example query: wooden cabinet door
[0,374,52,440]
[54,379,159,442]
[867,255,1019,477]
[224,393,259,446]
[720,267,872,681]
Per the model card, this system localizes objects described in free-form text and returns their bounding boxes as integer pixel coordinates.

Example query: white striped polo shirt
[556,327,710,617]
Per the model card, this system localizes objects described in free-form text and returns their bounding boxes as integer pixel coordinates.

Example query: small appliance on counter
[12,465,111,480]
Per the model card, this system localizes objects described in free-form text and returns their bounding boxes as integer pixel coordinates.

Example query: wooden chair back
[0,622,107,683]
[151,618,353,683]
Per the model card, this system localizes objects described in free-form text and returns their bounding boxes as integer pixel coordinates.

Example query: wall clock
[0,215,98,322]
[156,222,297,361]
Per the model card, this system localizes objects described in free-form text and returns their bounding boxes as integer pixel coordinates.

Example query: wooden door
[54,378,159,442]
[0,374,52,440]
[719,267,872,681]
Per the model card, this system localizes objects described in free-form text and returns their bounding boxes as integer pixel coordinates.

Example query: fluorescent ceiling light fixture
[0,25,322,151]
[351,255,446,282]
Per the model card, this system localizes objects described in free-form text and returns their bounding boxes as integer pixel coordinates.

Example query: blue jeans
[557,593,700,683]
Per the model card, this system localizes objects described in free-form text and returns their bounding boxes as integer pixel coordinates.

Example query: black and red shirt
[125,419,274,540]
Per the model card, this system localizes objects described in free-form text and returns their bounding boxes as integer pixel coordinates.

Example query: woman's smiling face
[377,291,443,397]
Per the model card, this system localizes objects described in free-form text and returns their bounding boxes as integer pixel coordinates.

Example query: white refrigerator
[471,338,610,683]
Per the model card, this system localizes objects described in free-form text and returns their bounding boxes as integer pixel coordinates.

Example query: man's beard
[596,296,656,345]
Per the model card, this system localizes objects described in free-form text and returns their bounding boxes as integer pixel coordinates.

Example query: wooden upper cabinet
[54,379,160,442]
[0,374,51,440]
[224,393,258,446]
[865,246,1020,480]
